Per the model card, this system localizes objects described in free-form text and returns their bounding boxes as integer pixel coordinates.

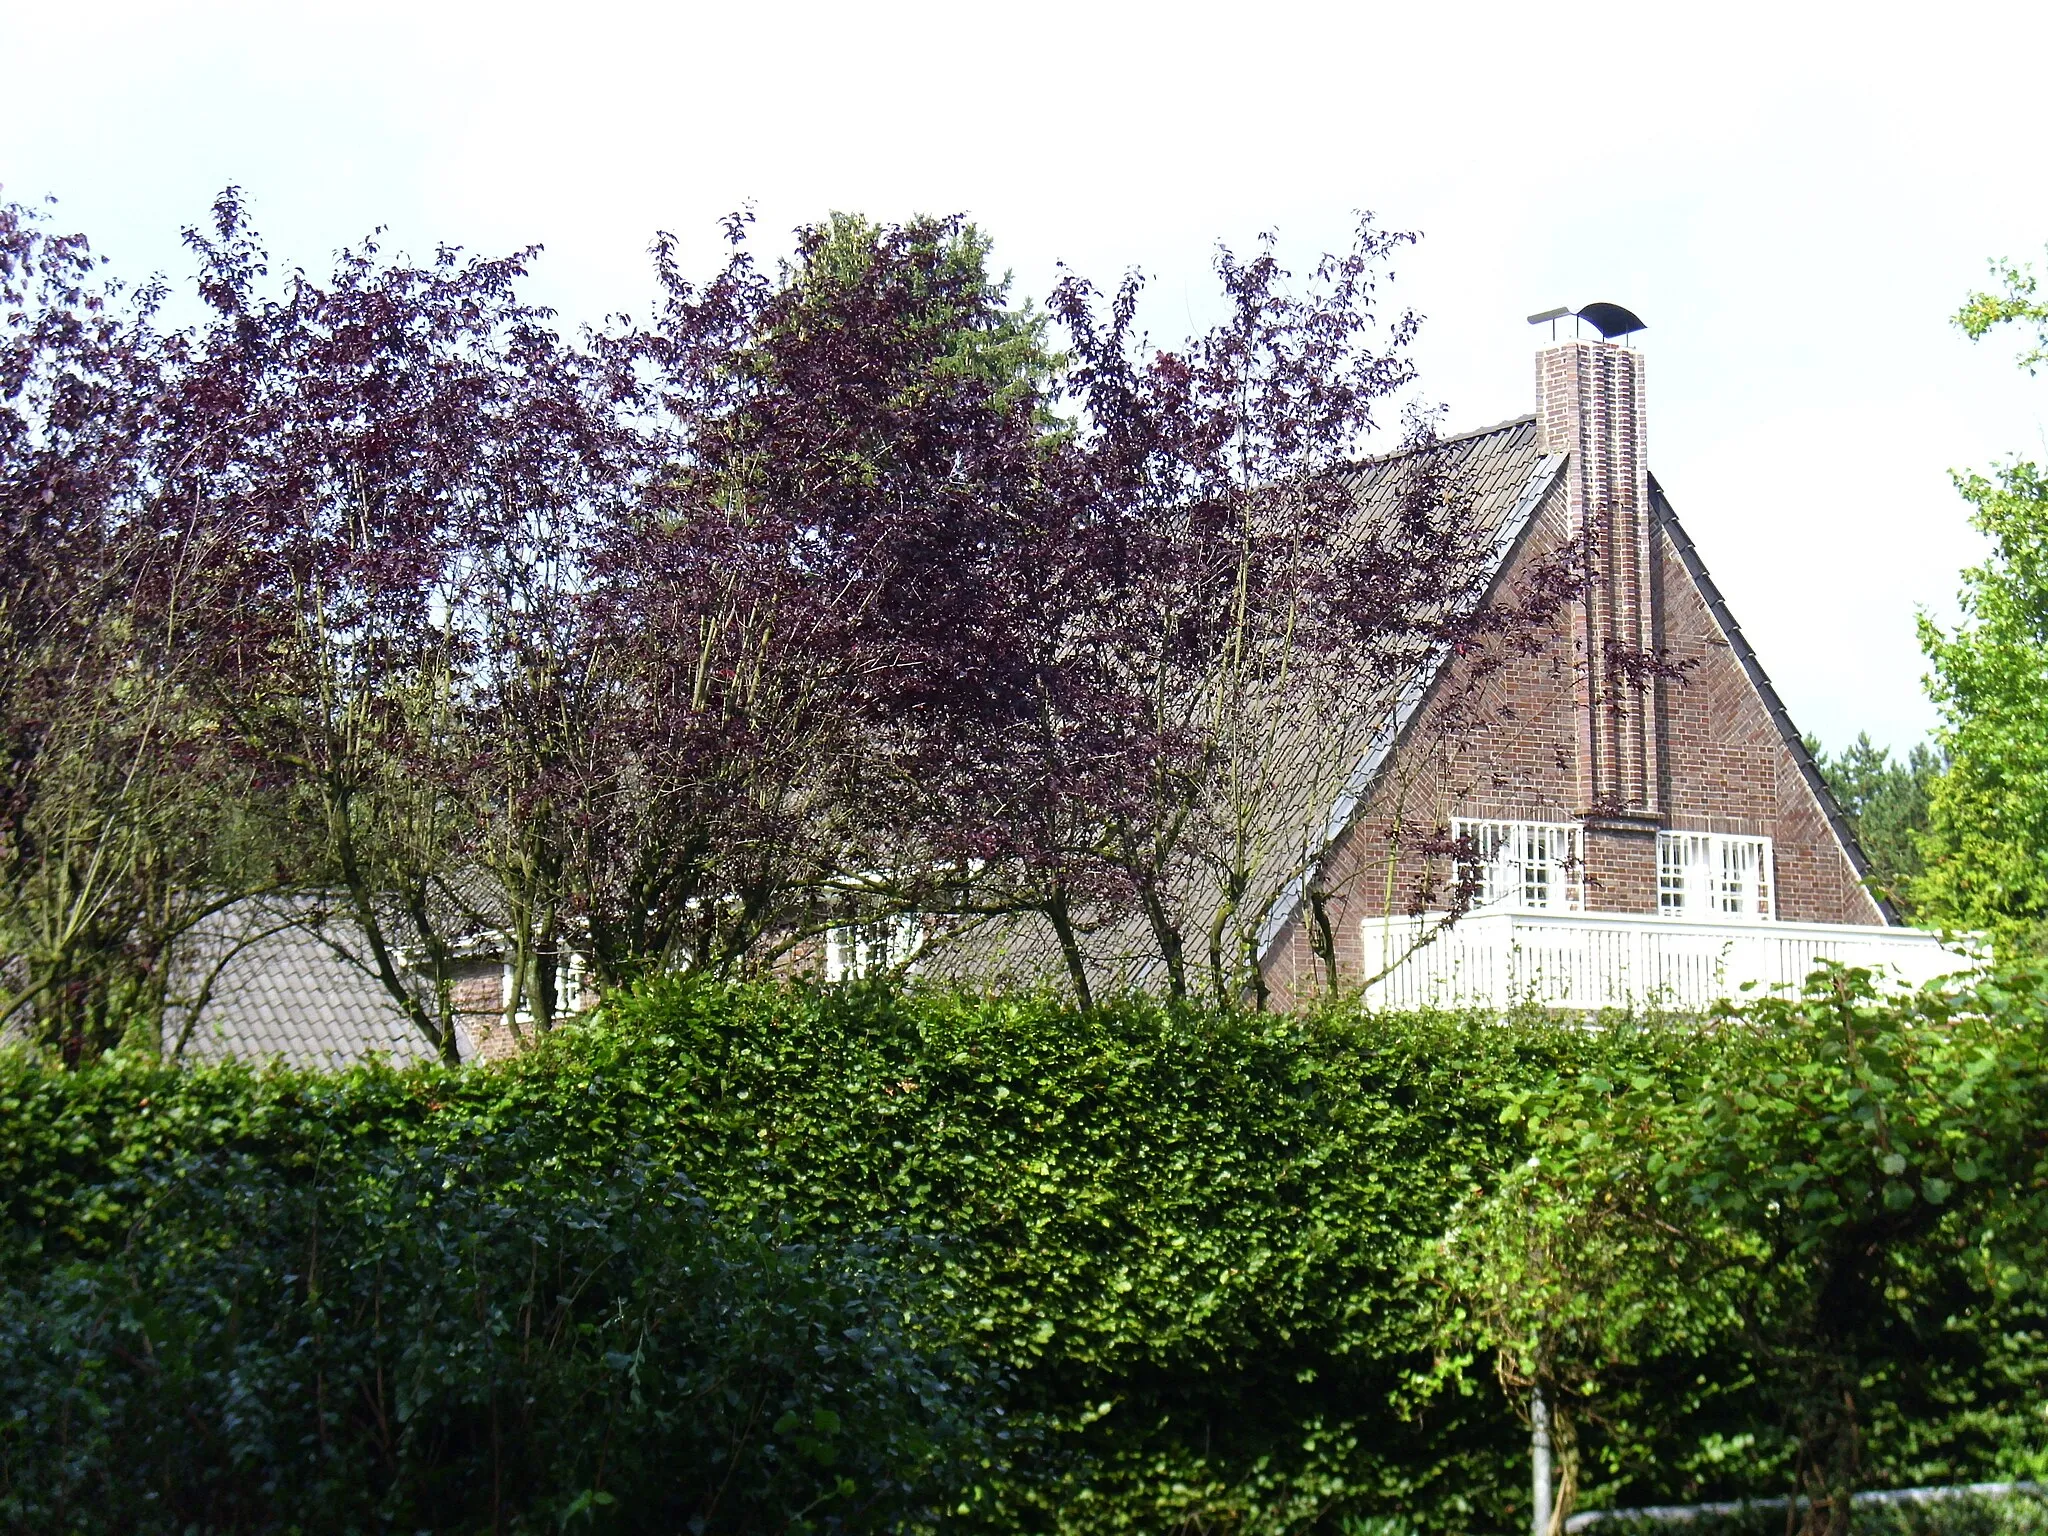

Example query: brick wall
[450,960,597,1062]
[450,961,521,1062]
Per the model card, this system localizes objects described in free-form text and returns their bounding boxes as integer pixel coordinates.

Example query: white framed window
[1451,819,1584,913]
[824,915,922,981]
[1657,832,1774,921]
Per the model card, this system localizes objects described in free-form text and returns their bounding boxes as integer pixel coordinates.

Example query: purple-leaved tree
[921,221,1592,1005]
[5,191,1635,1055]
[0,195,282,1059]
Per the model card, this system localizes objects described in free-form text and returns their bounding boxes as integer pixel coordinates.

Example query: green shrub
[0,1115,1000,1534]
[1575,1489,2048,1536]
[2,986,1636,1532]
[1439,965,2048,1535]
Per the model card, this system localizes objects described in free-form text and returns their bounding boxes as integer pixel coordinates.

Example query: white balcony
[1359,910,1977,1013]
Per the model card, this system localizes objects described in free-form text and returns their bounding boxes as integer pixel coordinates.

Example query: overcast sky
[8,0,2046,753]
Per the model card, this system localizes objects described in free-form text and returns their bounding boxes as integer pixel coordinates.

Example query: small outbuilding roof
[169,901,448,1069]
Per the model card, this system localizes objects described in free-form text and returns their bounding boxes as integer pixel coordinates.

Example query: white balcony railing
[1359,910,1977,1013]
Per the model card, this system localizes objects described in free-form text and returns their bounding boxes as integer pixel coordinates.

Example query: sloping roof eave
[1254,445,1572,964]
[1649,476,1895,926]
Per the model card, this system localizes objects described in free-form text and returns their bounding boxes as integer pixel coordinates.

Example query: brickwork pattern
[449,962,523,1062]
[1583,824,1660,913]
[1539,340,1658,817]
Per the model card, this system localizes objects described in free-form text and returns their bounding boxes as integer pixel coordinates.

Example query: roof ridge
[1346,413,1538,471]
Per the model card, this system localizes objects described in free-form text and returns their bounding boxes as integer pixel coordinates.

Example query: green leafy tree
[1807,734,1941,921]
[1916,249,2048,952]
[1956,247,2048,375]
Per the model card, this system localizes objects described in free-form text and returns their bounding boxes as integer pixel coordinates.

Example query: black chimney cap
[1574,302,1647,339]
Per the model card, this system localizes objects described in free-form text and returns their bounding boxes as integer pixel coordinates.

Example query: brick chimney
[1536,338,1660,822]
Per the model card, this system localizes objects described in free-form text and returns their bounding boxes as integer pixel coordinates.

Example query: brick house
[1246,326,1962,1008]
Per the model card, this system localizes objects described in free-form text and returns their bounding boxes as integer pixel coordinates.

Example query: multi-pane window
[1657,832,1774,921]
[1451,819,1584,913]
[824,915,922,981]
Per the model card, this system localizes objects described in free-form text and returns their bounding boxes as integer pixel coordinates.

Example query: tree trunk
[1044,889,1094,1010]
[1307,885,1340,994]
[1544,1399,1579,1536]
[1792,1376,1861,1536]
[1206,884,1236,1008]
[330,788,449,1061]
[1133,875,1188,1000]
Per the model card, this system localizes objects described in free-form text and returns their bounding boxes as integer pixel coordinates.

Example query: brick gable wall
[1260,472,1882,1006]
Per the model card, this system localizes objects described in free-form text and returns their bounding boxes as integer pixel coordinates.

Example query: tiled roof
[925,417,1566,992]
[169,901,445,1069]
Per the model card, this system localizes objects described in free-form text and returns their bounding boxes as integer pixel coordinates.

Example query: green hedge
[3,982,2042,1534]
[0,986,1630,1532]
[546,985,1627,1532]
